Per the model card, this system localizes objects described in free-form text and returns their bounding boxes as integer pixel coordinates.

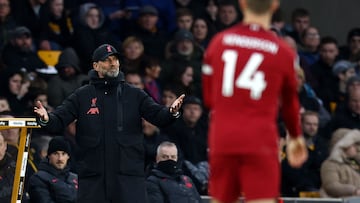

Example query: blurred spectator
[285,8,311,45]
[281,111,328,197]
[0,69,30,116]
[175,0,207,18]
[47,47,88,107]
[299,26,320,66]
[146,141,202,203]
[339,27,360,62]
[191,17,215,50]
[214,0,240,32]
[161,29,203,98]
[139,56,162,103]
[325,83,360,139]
[123,0,177,33]
[332,60,357,106]
[73,3,117,72]
[0,0,17,51]
[172,62,196,97]
[29,135,52,166]
[0,96,10,112]
[320,128,360,197]
[121,36,145,74]
[125,71,144,89]
[271,8,285,37]
[296,67,330,128]
[310,36,340,113]
[38,0,74,50]
[203,0,218,25]
[24,88,54,116]
[163,96,209,194]
[142,119,170,171]
[2,26,47,73]
[161,84,184,107]
[125,5,169,60]
[29,136,78,203]
[0,132,16,203]
[335,75,360,114]
[11,0,48,42]
[175,8,193,32]
[282,35,315,87]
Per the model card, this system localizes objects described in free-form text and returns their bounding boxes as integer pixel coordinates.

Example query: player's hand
[286,136,308,168]
[170,94,185,113]
[34,100,49,122]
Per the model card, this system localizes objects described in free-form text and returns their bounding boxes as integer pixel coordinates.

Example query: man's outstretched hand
[34,100,49,122]
[170,94,185,114]
[286,136,308,168]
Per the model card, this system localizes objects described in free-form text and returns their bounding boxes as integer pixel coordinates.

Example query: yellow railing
[0,118,40,203]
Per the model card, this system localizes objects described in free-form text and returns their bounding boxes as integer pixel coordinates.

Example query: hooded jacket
[48,47,89,107]
[29,160,77,203]
[320,129,360,197]
[42,70,176,203]
[146,168,201,203]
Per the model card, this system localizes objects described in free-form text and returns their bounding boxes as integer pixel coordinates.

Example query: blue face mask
[157,159,179,175]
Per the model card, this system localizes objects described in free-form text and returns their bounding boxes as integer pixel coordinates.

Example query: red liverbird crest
[106,45,112,53]
[87,97,99,114]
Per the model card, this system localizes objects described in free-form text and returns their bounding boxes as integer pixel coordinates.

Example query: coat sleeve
[138,89,175,127]
[320,160,357,197]
[29,175,56,203]
[44,88,81,133]
[146,178,165,203]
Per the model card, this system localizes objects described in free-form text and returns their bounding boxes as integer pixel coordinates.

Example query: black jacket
[146,169,201,203]
[29,160,77,203]
[42,70,176,203]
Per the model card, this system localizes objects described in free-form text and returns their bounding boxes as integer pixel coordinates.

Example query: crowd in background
[1,0,360,202]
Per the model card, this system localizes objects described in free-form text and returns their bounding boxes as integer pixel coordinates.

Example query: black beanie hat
[47,136,71,155]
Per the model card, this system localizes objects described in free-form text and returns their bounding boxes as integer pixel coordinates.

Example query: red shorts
[209,152,280,202]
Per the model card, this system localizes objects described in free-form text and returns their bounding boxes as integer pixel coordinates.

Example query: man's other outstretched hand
[34,100,49,122]
[170,94,185,114]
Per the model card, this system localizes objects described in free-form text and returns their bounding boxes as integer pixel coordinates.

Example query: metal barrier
[0,118,40,203]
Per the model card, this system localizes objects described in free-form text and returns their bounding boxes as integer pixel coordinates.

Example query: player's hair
[245,0,273,14]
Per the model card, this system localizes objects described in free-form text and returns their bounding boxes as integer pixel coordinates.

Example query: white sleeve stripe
[202,64,213,75]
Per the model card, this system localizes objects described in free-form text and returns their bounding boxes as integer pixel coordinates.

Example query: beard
[99,67,120,78]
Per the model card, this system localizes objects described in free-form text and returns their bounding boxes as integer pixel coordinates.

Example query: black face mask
[157,160,179,175]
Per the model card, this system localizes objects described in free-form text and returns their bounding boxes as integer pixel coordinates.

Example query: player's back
[202,23,299,154]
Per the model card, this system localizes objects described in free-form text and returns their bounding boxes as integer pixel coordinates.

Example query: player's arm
[281,53,308,168]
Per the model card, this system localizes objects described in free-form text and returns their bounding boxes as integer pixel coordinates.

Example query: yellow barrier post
[0,118,40,203]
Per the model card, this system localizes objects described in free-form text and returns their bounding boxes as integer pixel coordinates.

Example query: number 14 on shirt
[222,50,267,100]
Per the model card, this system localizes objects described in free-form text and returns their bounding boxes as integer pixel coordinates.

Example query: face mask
[157,159,179,175]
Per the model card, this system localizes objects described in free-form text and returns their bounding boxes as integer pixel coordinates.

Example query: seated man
[146,141,201,203]
[29,136,77,203]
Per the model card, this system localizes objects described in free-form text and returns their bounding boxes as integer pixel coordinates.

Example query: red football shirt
[202,23,301,155]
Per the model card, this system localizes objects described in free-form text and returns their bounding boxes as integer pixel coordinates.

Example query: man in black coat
[146,141,201,203]
[29,136,77,203]
[33,44,185,203]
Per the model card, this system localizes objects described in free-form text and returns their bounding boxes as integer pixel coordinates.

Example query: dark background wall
[280,0,360,45]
